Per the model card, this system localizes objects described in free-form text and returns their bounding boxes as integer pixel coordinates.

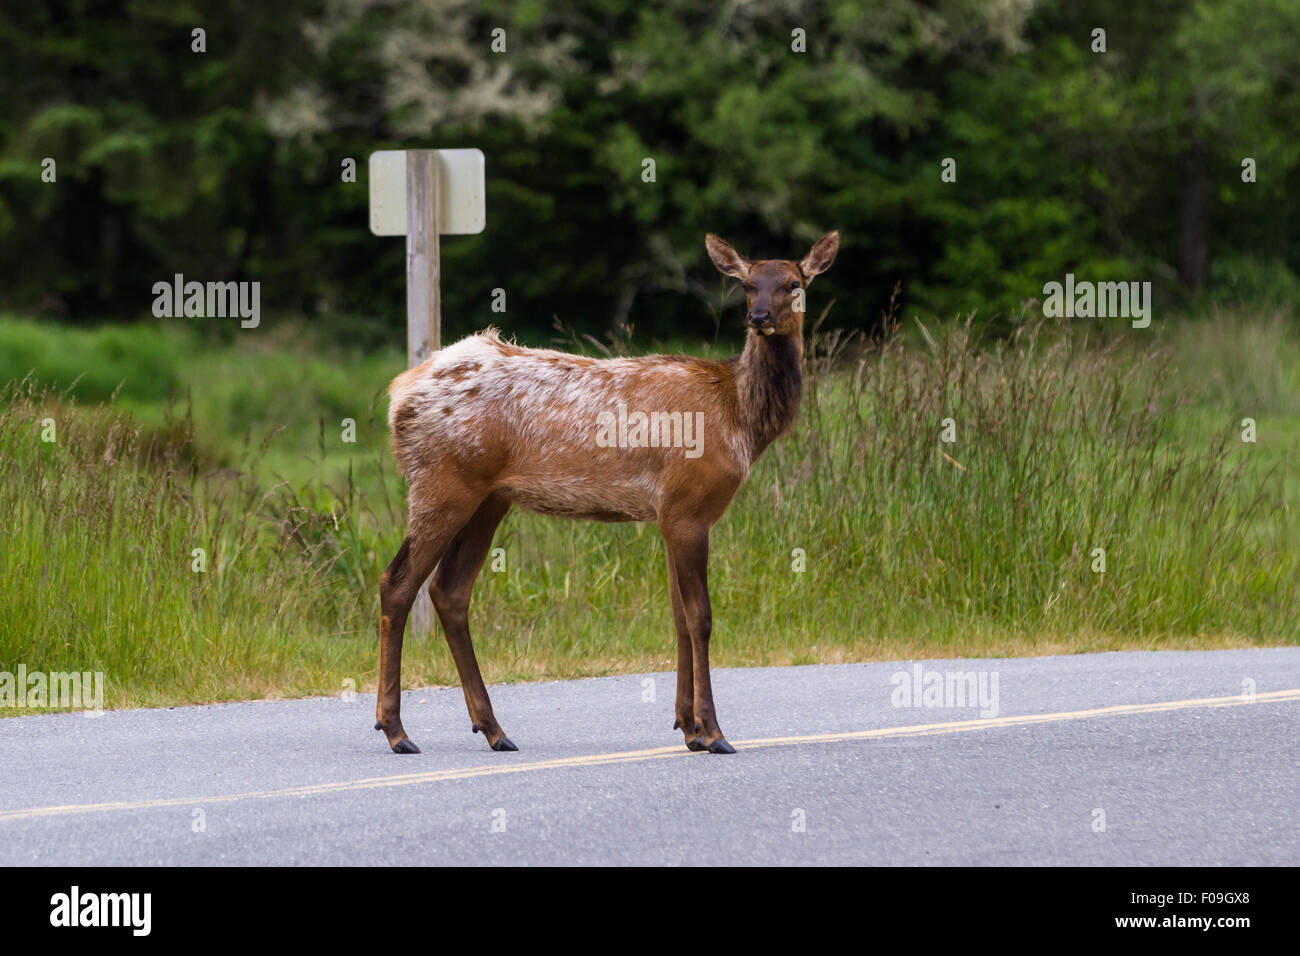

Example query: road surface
[1,649,1297,865]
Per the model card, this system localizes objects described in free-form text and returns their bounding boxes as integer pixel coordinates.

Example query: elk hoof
[707,739,736,755]
[390,738,421,754]
[491,736,518,752]
[686,737,708,752]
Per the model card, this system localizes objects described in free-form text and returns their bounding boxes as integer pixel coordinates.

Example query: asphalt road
[1,649,1297,865]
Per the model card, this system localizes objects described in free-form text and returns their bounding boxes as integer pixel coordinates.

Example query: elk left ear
[799,231,840,283]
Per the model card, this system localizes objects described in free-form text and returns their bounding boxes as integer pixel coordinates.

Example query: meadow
[1,307,1296,713]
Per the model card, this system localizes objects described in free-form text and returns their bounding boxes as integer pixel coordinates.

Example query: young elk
[377,230,839,754]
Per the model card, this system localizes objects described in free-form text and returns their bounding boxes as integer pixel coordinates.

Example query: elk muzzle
[746,309,775,335]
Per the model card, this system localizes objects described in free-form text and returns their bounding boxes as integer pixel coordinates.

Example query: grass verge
[1,308,1296,713]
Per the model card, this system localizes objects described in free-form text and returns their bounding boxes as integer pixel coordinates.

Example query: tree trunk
[1179,87,1210,288]
[1179,140,1209,288]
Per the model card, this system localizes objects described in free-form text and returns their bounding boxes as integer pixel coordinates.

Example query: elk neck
[732,325,804,460]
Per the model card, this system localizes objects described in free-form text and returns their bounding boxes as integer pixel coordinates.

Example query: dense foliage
[2,1,1296,342]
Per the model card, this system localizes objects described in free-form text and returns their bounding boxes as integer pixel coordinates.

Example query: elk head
[705,231,840,337]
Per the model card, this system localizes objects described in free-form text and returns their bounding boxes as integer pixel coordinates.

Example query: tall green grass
[0,384,397,706]
[1,310,1295,713]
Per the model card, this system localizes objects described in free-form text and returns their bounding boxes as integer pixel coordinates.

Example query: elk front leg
[663,522,734,754]
[430,493,517,752]
[666,549,698,748]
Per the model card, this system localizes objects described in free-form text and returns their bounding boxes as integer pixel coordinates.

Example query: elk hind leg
[429,493,516,752]
[376,486,484,754]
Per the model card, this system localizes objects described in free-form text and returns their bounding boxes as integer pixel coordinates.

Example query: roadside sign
[368,149,486,237]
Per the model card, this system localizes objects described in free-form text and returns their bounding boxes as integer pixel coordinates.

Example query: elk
[376,230,840,755]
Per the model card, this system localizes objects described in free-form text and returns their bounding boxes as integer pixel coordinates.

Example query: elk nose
[746,310,772,329]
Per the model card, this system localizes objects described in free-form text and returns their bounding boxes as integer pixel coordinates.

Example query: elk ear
[799,231,840,283]
[705,234,752,280]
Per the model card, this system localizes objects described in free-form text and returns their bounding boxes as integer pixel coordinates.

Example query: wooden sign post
[406,150,441,363]
[370,147,486,637]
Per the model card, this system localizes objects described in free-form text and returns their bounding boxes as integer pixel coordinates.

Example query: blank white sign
[368,148,486,236]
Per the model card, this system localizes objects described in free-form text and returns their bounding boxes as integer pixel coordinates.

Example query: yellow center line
[2,688,1297,824]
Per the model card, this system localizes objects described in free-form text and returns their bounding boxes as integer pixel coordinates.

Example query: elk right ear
[705,234,752,280]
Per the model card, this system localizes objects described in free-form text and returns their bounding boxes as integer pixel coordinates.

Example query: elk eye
[789,281,800,291]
